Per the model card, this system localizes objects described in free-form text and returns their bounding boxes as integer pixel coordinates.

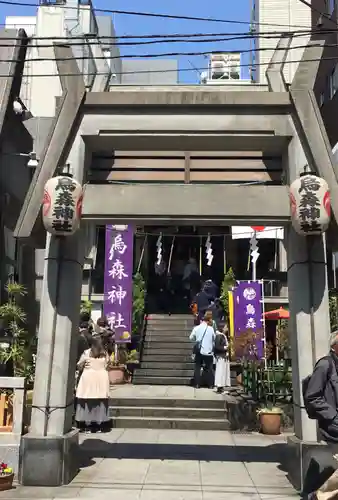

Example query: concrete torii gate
[13,37,338,490]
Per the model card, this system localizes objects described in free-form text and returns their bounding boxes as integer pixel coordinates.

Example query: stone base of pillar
[19,428,79,486]
[286,435,337,494]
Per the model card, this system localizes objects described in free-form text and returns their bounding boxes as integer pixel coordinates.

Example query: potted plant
[0,462,14,490]
[125,349,140,382]
[257,405,283,435]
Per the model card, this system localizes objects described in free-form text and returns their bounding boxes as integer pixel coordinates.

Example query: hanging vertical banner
[228,289,235,359]
[233,281,264,360]
[104,225,134,343]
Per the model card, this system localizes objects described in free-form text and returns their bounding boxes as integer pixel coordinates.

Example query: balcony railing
[262,279,288,298]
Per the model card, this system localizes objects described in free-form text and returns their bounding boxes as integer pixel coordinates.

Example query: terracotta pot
[259,412,282,435]
[236,374,242,385]
[108,366,125,385]
[0,473,14,491]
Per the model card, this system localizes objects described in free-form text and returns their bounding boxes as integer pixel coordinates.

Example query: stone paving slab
[0,429,299,499]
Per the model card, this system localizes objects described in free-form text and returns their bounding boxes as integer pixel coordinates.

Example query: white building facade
[253,0,312,84]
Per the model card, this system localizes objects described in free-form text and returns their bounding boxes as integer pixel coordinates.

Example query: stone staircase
[109,393,231,430]
[133,314,195,386]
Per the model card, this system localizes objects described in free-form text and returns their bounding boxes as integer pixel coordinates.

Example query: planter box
[0,473,14,491]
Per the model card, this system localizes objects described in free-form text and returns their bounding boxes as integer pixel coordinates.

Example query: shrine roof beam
[81,184,290,224]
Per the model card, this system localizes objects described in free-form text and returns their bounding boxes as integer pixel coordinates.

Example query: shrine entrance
[13,38,338,490]
[143,226,226,314]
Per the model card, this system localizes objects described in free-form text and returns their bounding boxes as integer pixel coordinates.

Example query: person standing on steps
[190,310,216,389]
[214,325,231,394]
[75,336,112,433]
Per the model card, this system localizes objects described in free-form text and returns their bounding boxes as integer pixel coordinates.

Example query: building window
[319,91,325,107]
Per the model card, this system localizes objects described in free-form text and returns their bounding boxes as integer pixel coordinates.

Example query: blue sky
[0,0,251,83]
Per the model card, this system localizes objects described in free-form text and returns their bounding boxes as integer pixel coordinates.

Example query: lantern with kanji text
[289,172,330,236]
[42,175,83,236]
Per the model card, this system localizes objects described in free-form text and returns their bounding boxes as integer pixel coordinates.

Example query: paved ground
[0,429,298,499]
[0,386,298,499]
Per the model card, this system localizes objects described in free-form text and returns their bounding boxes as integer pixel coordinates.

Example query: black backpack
[302,355,335,419]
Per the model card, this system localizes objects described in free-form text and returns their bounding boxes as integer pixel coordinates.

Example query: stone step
[135,368,194,378]
[143,342,192,351]
[109,406,226,419]
[146,327,192,334]
[140,361,195,370]
[145,336,192,343]
[133,376,192,385]
[146,324,194,331]
[109,398,226,409]
[141,354,193,363]
[111,416,231,430]
[147,314,192,320]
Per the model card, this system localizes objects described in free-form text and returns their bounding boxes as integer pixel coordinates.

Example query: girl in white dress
[75,337,111,432]
[214,325,231,393]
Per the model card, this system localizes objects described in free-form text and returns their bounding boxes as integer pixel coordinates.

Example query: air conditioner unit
[210,56,229,80]
[210,53,241,80]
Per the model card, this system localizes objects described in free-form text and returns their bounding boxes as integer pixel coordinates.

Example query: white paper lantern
[289,173,331,236]
[42,175,83,236]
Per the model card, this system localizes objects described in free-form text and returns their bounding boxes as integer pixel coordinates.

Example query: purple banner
[233,281,264,360]
[103,225,134,343]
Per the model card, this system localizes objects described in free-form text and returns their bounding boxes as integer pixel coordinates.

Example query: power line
[0,52,337,78]
[0,0,321,30]
[0,29,330,48]
[0,27,334,41]
[0,41,335,63]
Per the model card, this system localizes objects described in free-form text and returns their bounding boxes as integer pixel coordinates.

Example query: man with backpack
[303,331,338,499]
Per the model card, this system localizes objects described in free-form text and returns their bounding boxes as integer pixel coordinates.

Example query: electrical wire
[0,29,332,48]
[0,41,336,64]
[0,27,335,42]
[0,51,336,78]
[0,0,323,30]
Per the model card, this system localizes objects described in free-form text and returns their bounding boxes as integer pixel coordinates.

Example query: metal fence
[242,361,293,404]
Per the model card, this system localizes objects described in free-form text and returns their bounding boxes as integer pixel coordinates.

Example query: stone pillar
[287,229,330,441]
[19,136,87,486]
[285,134,332,492]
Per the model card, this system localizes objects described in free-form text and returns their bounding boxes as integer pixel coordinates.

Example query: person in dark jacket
[94,317,115,356]
[194,289,212,322]
[305,331,338,499]
[203,279,218,303]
